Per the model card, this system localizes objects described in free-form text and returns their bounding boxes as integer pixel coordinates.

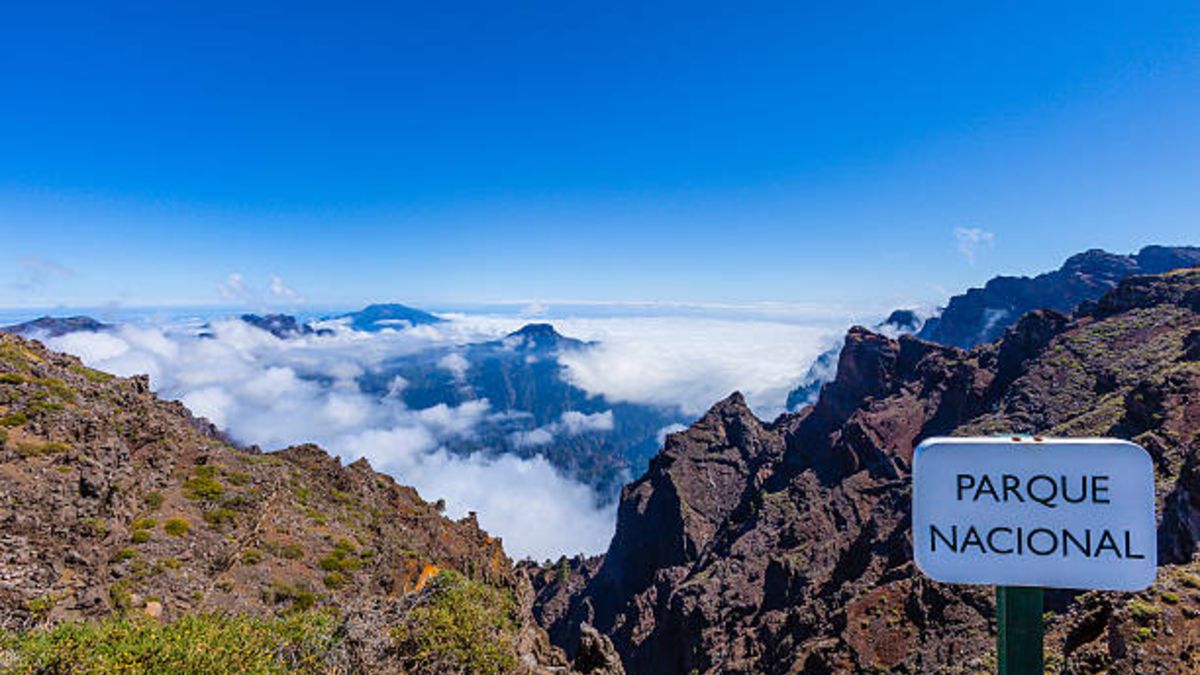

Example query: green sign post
[996,586,1042,675]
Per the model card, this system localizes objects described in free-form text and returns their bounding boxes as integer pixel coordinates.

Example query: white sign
[913,437,1156,591]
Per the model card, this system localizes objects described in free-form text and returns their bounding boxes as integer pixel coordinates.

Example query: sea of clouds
[41,309,842,560]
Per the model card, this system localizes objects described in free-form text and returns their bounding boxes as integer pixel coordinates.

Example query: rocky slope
[0,332,620,673]
[536,269,1200,673]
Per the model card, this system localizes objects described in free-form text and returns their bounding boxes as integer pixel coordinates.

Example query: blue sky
[2,2,1199,310]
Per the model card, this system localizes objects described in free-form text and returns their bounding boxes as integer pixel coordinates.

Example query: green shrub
[25,400,63,417]
[203,508,238,530]
[263,581,318,613]
[1162,591,1181,604]
[36,377,76,401]
[15,440,71,457]
[132,517,157,530]
[131,530,151,544]
[183,473,225,501]
[0,372,26,385]
[84,518,108,538]
[1129,599,1161,623]
[143,491,164,510]
[242,549,264,566]
[390,570,518,675]
[109,581,134,612]
[226,470,252,486]
[0,411,28,427]
[112,548,137,563]
[163,518,190,536]
[24,594,61,621]
[317,539,364,575]
[68,364,114,383]
[0,611,339,673]
[280,544,305,560]
[322,572,346,589]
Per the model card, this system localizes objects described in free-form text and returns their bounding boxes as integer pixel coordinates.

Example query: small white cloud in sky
[218,272,247,301]
[954,227,995,264]
[269,274,305,304]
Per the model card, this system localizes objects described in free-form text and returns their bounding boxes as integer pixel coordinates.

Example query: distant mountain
[333,303,444,332]
[237,313,332,339]
[1,315,112,338]
[358,323,688,497]
[784,308,923,411]
[879,308,921,333]
[784,245,1200,411]
[917,245,1200,348]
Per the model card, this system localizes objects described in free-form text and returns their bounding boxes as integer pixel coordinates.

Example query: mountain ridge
[534,268,1200,673]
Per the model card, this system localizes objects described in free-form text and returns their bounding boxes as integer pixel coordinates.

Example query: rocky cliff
[536,269,1200,674]
[0,332,620,673]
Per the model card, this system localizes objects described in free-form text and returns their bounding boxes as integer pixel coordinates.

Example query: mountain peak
[334,303,443,332]
[508,323,560,338]
[1,315,112,338]
[238,313,331,339]
[503,323,576,350]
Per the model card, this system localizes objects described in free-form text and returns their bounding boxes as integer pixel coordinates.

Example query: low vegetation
[0,612,339,673]
[390,570,519,675]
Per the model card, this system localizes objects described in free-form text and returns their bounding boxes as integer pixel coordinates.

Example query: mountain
[333,303,444,332]
[358,323,689,497]
[238,313,333,338]
[783,308,924,411]
[533,269,1200,673]
[783,244,1200,413]
[917,245,1200,348]
[1,315,112,338]
[0,330,622,673]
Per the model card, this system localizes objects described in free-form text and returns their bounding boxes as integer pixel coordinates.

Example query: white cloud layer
[43,309,844,559]
[47,321,614,560]
[551,317,837,417]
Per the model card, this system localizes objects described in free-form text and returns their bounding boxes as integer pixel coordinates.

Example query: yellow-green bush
[0,611,339,674]
[390,570,518,675]
[163,518,190,537]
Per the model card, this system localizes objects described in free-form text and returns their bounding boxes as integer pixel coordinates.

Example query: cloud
[217,272,306,307]
[10,255,74,293]
[551,317,838,417]
[218,272,247,301]
[269,274,305,304]
[42,308,848,558]
[437,352,471,381]
[46,321,616,560]
[954,227,995,264]
[510,410,614,448]
[559,410,614,434]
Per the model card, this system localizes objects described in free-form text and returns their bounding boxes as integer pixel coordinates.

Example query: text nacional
[912,438,1156,591]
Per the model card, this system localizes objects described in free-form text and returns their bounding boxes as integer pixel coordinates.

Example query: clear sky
[2,2,1199,310]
